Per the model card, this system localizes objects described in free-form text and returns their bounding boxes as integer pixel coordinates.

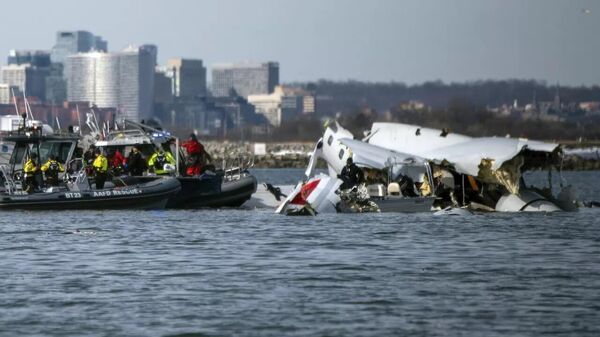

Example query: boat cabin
[0,129,80,193]
[2,131,79,175]
[95,126,185,176]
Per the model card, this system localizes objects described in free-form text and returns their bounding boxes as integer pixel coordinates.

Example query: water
[1,169,600,336]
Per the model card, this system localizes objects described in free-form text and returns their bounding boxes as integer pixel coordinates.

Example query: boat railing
[64,158,92,191]
[221,155,254,181]
[0,164,20,195]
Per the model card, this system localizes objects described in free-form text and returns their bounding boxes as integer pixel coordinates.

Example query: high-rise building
[0,64,49,100]
[119,45,156,121]
[0,83,20,104]
[164,58,207,98]
[51,30,108,65]
[50,31,107,101]
[247,86,300,127]
[4,50,52,101]
[8,50,51,67]
[45,63,67,103]
[65,45,156,121]
[154,70,173,105]
[211,62,279,98]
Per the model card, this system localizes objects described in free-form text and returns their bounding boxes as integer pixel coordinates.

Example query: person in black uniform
[126,146,146,176]
[83,145,96,166]
[338,157,364,190]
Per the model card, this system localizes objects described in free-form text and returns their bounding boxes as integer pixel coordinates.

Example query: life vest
[93,155,108,173]
[46,160,60,179]
[24,159,37,177]
[49,160,59,171]
[154,153,167,170]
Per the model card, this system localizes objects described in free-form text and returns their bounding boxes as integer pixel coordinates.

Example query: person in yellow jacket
[41,154,65,186]
[92,148,108,189]
[23,153,39,193]
[147,148,176,175]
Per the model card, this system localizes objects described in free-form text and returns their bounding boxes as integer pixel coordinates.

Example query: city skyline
[1,0,599,86]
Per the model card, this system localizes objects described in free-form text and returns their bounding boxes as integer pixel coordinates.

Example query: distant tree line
[203,80,600,142]
[292,79,600,114]
[273,79,600,142]
[383,98,600,141]
[327,98,600,141]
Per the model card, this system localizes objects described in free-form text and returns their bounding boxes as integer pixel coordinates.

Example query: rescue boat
[94,119,256,209]
[0,130,180,210]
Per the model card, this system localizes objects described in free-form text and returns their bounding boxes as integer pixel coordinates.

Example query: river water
[1,169,599,336]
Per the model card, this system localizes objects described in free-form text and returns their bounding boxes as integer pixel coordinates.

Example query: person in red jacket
[186,164,202,176]
[181,133,211,176]
[181,133,204,156]
[107,148,126,176]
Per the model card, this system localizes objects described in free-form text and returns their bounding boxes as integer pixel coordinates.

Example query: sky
[2,0,599,85]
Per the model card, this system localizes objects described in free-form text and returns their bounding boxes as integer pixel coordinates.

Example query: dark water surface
[1,170,600,336]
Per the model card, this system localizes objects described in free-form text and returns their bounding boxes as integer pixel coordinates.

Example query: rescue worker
[107,148,126,176]
[186,160,202,176]
[147,148,176,175]
[181,133,204,158]
[41,154,65,186]
[23,153,39,193]
[92,148,108,189]
[126,146,146,176]
[83,145,96,166]
[83,145,96,175]
[181,133,211,173]
[338,157,364,190]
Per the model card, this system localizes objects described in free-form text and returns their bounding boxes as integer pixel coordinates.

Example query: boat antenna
[92,109,100,133]
[85,113,99,136]
[11,88,19,116]
[85,105,102,137]
[76,104,83,135]
[27,99,33,121]
[21,90,34,121]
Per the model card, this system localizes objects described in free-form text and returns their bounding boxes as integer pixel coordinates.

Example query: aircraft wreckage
[275,121,579,215]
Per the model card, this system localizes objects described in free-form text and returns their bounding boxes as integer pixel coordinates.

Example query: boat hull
[116,173,257,209]
[168,174,257,208]
[0,177,181,210]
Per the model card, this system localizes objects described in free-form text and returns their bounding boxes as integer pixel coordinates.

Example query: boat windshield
[102,144,156,158]
[9,143,28,166]
[38,141,76,163]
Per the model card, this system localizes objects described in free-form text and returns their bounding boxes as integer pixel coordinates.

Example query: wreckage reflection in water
[0,169,599,336]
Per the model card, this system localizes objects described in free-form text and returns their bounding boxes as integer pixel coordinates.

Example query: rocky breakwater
[562,147,600,170]
[201,142,600,170]
[203,141,315,168]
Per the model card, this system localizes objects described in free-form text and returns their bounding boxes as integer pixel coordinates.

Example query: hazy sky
[2,0,599,85]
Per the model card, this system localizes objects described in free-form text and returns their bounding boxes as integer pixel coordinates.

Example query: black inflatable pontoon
[0,176,181,210]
